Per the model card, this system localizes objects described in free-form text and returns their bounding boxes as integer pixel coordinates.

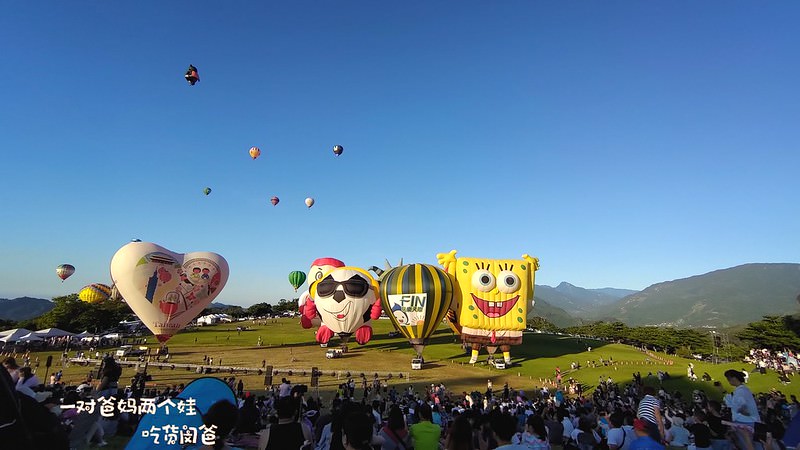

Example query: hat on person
[634,418,649,431]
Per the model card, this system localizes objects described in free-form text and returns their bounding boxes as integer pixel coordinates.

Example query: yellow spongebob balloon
[437,250,539,366]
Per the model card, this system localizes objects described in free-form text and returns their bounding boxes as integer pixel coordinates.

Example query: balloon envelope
[78,284,112,303]
[310,267,379,337]
[305,197,315,208]
[110,242,229,343]
[288,271,307,291]
[249,146,261,159]
[203,187,211,196]
[379,264,453,356]
[56,264,75,281]
[333,145,344,156]
[270,196,279,206]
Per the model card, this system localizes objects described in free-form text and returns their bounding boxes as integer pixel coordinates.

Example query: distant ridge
[533,282,637,315]
[0,297,54,321]
[603,263,800,327]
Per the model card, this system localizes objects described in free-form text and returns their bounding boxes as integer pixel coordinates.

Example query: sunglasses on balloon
[314,275,372,298]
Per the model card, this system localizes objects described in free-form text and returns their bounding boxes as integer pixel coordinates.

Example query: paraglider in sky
[288,271,307,292]
[305,197,315,208]
[333,145,344,156]
[379,264,454,363]
[437,250,539,366]
[304,266,382,350]
[185,65,199,86]
[110,241,229,343]
[249,146,261,160]
[270,196,279,206]
[78,284,112,304]
[56,264,75,282]
[203,187,212,196]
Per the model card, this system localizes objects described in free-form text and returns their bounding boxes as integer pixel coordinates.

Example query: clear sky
[1,2,798,306]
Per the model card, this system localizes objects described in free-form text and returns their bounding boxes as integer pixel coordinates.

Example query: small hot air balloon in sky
[56,264,75,282]
[333,145,344,156]
[249,146,261,160]
[78,283,112,304]
[270,196,280,206]
[288,271,307,292]
[203,187,212,196]
[305,197,315,208]
[185,65,199,86]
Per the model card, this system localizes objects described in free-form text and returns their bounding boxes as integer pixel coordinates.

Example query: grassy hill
[529,297,581,327]
[605,263,800,327]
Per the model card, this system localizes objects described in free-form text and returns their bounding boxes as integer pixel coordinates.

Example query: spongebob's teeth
[488,302,495,307]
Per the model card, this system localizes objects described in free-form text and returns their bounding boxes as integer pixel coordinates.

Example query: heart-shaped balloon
[110,242,229,343]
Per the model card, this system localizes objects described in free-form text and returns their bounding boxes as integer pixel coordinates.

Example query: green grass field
[28,318,798,401]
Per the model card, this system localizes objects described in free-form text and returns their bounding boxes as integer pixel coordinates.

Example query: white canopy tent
[18,333,44,342]
[35,328,75,338]
[0,328,35,342]
[75,330,94,337]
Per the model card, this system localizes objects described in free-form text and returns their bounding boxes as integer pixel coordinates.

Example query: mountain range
[3,263,798,328]
[592,263,800,327]
[0,297,55,321]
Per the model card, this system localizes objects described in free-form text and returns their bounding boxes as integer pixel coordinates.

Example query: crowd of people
[3,348,800,450]
[745,350,797,383]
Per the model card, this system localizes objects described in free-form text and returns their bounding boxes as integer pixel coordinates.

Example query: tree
[737,315,800,350]
[273,298,299,314]
[33,294,132,333]
[527,317,559,333]
[247,303,273,317]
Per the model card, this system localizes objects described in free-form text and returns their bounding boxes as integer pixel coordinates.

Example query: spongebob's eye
[497,271,520,294]
[471,270,495,292]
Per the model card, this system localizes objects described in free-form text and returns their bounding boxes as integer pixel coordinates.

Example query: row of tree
[12,295,302,334]
[528,314,800,358]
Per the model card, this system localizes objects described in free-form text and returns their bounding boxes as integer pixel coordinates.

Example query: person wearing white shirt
[16,367,41,390]
[666,416,690,447]
[607,413,635,450]
[559,410,575,443]
[279,378,292,398]
[724,370,759,450]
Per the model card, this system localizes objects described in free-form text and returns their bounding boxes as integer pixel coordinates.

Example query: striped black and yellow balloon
[379,264,453,356]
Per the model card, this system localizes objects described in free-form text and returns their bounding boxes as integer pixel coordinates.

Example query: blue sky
[1,2,798,306]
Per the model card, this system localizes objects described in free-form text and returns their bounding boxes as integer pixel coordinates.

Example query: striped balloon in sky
[78,283,113,304]
[378,263,453,358]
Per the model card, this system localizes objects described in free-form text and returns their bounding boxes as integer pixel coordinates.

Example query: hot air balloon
[333,145,344,156]
[300,257,345,330]
[379,264,454,361]
[110,241,229,343]
[307,267,382,350]
[270,196,279,206]
[78,283,113,304]
[203,187,212,196]
[185,65,199,86]
[437,250,539,366]
[56,264,75,282]
[249,146,261,160]
[288,271,307,292]
[305,197,315,208]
